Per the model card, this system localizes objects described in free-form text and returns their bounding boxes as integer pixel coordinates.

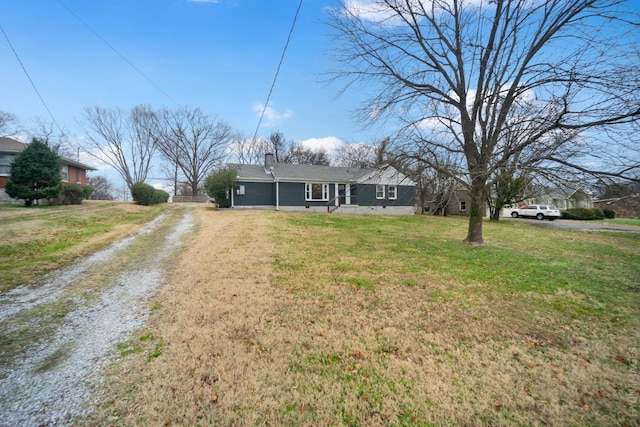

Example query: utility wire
[55,0,179,106]
[0,24,64,135]
[252,0,304,143]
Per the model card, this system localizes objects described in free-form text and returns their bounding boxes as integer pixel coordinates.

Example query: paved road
[509,218,640,233]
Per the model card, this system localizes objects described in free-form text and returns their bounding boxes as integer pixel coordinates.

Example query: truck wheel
[536,213,544,220]
[511,212,519,218]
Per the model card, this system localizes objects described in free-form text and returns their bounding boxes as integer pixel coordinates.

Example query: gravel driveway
[510,218,640,233]
[0,207,194,426]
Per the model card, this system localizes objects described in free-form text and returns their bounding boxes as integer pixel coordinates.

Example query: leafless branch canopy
[155,107,233,196]
[82,105,158,190]
[330,0,640,242]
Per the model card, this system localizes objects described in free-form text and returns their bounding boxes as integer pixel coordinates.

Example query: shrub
[131,182,169,205]
[155,189,169,203]
[59,184,93,205]
[603,209,616,219]
[561,208,605,220]
[204,167,237,208]
[131,182,157,206]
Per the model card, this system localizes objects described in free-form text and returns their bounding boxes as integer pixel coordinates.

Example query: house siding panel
[278,182,306,206]
[234,182,275,206]
[356,184,377,206]
[352,184,415,207]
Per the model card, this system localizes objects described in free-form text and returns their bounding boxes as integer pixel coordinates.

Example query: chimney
[264,153,275,171]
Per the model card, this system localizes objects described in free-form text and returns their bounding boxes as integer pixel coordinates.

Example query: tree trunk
[464,176,486,246]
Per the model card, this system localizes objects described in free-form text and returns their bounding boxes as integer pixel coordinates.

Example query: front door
[337,184,351,205]
[338,184,346,205]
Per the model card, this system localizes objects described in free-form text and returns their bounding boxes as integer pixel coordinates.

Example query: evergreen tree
[5,138,61,206]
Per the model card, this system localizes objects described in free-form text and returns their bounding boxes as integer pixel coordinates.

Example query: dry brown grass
[91,209,639,426]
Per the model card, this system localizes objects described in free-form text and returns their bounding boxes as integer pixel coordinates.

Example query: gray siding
[235,181,414,209]
[279,182,335,208]
[356,184,414,207]
[234,181,275,206]
[278,182,306,206]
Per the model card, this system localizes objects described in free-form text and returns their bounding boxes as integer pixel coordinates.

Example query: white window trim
[388,185,397,200]
[376,184,385,200]
[0,154,12,176]
[459,201,467,212]
[61,165,69,182]
[305,183,329,201]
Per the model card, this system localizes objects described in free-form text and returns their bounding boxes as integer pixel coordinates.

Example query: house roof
[60,157,98,171]
[234,162,414,185]
[0,137,96,171]
[0,137,26,153]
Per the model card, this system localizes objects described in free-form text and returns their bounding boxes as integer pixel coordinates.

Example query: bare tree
[230,131,294,165]
[86,175,115,200]
[0,111,19,137]
[82,106,158,190]
[30,118,76,158]
[156,107,233,196]
[284,144,331,165]
[333,138,392,168]
[330,0,640,245]
[267,131,293,163]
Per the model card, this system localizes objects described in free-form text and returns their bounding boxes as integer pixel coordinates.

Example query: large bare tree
[155,107,232,196]
[82,106,158,190]
[330,0,640,245]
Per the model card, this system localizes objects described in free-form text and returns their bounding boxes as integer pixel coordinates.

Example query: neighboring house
[444,186,594,217]
[230,154,416,215]
[521,188,593,210]
[443,189,488,217]
[594,195,640,218]
[500,187,593,217]
[0,137,97,204]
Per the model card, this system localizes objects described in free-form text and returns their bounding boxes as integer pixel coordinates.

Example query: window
[61,165,69,182]
[237,185,245,195]
[0,155,11,175]
[376,185,385,199]
[459,201,466,212]
[388,185,397,200]
[305,183,329,201]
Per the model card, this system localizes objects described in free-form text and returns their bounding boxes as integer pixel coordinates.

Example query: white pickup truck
[510,204,561,221]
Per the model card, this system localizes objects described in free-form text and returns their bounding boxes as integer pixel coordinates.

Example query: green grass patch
[0,202,168,292]
[275,213,639,317]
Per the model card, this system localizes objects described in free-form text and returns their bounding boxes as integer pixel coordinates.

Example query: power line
[252,0,304,143]
[55,0,179,106]
[0,24,64,135]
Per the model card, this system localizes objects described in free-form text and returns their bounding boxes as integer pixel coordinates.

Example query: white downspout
[269,168,279,211]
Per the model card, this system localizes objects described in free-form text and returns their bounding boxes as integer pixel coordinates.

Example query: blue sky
[1,0,380,164]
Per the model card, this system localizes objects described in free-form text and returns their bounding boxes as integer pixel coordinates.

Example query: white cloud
[341,0,495,24]
[298,136,345,155]
[188,0,220,3]
[342,0,399,23]
[253,103,293,124]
